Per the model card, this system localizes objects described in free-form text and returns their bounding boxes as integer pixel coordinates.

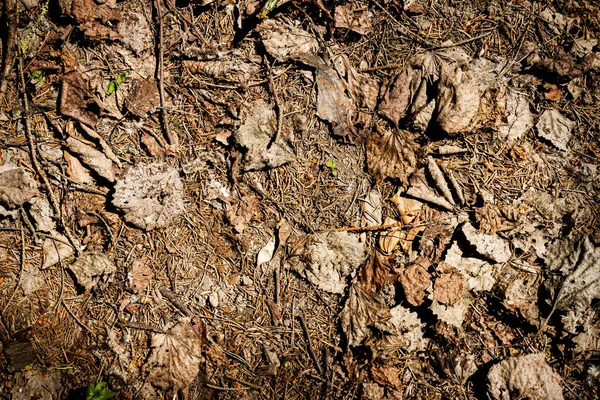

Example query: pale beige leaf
[69,252,116,291]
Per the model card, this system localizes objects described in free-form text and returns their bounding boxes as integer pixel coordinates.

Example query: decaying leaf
[359,250,396,293]
[487,353,564,400]
[544,236,600,313]
[117,11,153,55]
[371,365,402,391]
[42,231,77,268]
[140,132,166,158]
[374,304,429,353]
[536,109,576,151]
[366,128,417,184]
[64,150,93,184]
[379,217,402,254]
[112,162,185,231]
[287,232,367,294]
[430,296,470,328]
[65,137,117,182]
[225,193,261,233]
[390,192,423,225]
[399,257,431,306]
[20,265,45,296]
[69,252,116,291]
[298,54,356,139]
[335,4,372,35]
[503,274,540,325]
[258,19,319,62]
[183,58,261,84]
[475,202,506,235]
[125,80,160,117]
[143,318,204,391]
[60,71,100,128]
[433,262,464,305]
[444,242,496,292]
[379,64,429,126]
[334,55,379,126]
[28,197,55,232]
[460,222,511,263]
[340,283,391,346]
[234,100,293,171]
[128,260,153,294]
[12,370,62,400]
[0,165,39,209]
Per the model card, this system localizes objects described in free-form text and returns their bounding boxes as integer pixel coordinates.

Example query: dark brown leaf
[399,257,431,306]
[366,128,417,184]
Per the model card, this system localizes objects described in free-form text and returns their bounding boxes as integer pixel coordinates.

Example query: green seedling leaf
[325,159,338,177]
[85,382,116,400]
[106,73,127,95]
[29,70,44,83]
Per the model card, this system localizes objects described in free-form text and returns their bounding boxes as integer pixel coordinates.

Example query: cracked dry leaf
[298,54,356,139]
[433,262,464,305]
[225,194,261,233]
[69,252,116,291]
[335,4,372,35]
[366,128,417,184]
[287,232,367,294]
[359,250,396,293]
[444,241,496,292]
[144,319,204,391]
[341,283,391,347]
[536,109,576,151]
[112,163,184,231]
[125,80,160,117]
[234,100,293,171]
[374,304,428,353]
[504,274,540,325]
[544,236,600,313]
[0,165,38,209]
[379,65,428,126]
[65,137,117,182]
[258,19,319,62]
[28,197,55,232]
[430,296,470,328]
[487,353,564,400]
[399,257,431,306]
[460,222,511,263]
[427,156,454,206]
[60,71,100,128]
[334,55,379,127]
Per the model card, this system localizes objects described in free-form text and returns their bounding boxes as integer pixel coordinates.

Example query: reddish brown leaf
[399,257,431,306]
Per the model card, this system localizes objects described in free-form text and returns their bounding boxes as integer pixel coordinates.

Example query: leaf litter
[1,0,599,398]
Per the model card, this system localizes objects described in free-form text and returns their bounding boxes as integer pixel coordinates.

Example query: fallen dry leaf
[445,242,495,292]
[334,4,372,36]
[0,165,39,209]
[487,353,563,400]
[12,370,62,400]
[258,19,319,62]
[334,55,379,125]
[536,108,576,151]
[340,283,391,346]
[233,100,293,171]
[371,365,402,391]
[287,232,367,294]
[406,168,453,211]
[65,137,117,182]
[430,295,470,328]
[42,230,78,268]
[69,252,116,291]
[183,58,261,84]
[60,71,100,128]
[125,80,160,117]
[298,54,357,139]
[257,237,276,267]
[498,89,534,142]
[225,193,261,233]
[28,197,55,232]
[361,189,382,228]
[374,304,429,353]
[378,217,402,254]
[20,265,45,296]
[64,150,93,184]
[359,250,396,293]
[140,132,166,158]
[128,260,153,294]
[366,128,417,184]
[112,162,185,231]
[399,257,431,306]
[433,262,464,305]
[460,222,511,263]
[390,193,423,225]
[143,318,204,391]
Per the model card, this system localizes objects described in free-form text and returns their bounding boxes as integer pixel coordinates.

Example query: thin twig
[264,55,282,150]
[155,0,178,150]
[160,286,192,317]
[62,299,95,336]
[298,315,323,376]
[330,222,431,233]
[17,55,80,255]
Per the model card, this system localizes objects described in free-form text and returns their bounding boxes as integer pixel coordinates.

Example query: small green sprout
[106,73,127,95]
[29,70,44,83]
[325,159,338,177]
[258,0,280,19]
[85,382,116,400]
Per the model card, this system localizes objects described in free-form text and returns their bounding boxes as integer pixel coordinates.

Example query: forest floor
[0,0,599,399]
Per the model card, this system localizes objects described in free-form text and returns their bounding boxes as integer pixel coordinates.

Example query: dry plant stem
[17,56,80,255]
[298,315,323,376]
[331,221,430,233]
[1,219,25,316]
[155,0,178,150]
[160,286,192,317]
[264,55,282,150]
